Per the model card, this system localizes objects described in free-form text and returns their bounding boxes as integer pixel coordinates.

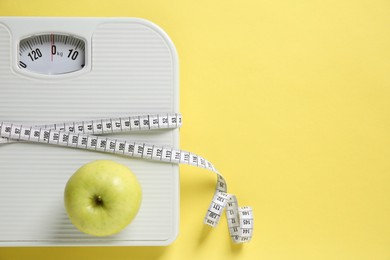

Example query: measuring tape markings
[0,113,182,145]
[0,113,253,243]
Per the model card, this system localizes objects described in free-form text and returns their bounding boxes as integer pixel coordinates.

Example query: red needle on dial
[50,34,54,62]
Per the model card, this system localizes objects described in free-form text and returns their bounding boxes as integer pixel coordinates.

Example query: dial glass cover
[18,34,86,75]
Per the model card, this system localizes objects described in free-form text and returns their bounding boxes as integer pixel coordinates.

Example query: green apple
[64,160,142,236]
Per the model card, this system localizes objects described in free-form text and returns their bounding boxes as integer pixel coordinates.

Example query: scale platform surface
[0,17,179,246]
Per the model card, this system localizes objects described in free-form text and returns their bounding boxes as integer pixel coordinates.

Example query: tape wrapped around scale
[0,113,253,243]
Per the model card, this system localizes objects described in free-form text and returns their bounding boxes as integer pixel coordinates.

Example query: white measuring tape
[0,113,253,243]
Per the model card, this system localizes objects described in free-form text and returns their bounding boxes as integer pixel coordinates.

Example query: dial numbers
[18,34,86,75]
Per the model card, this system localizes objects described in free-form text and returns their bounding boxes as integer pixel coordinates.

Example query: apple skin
[64,160,142,236]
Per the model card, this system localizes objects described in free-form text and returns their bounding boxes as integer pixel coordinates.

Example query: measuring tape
[0,113,253,243]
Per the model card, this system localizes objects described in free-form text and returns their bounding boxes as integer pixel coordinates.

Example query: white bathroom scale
[0,17,179,246]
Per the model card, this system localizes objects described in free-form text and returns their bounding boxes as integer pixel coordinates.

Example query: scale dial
[18,34,86,75]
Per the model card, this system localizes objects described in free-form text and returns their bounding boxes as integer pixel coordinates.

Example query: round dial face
[18,34,86,75]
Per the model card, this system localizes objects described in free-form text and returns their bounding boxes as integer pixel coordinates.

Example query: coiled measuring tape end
[203,174,254,243]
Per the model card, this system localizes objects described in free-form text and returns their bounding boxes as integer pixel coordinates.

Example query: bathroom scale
[0,17,179,246]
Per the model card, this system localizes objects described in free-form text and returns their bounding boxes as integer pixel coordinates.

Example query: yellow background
[1,0,390,259]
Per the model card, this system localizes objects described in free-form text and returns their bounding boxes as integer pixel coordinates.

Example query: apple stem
[93,195,104,206]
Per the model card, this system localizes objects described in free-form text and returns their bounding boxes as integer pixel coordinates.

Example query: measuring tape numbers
[0,113,253,243]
